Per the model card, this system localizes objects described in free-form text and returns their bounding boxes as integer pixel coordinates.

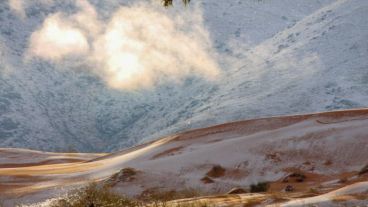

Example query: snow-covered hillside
[0,0,367,152]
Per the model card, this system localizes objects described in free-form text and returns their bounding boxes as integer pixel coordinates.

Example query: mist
[25,0,220,90]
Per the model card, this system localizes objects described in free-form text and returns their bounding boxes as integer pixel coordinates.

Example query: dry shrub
[31,182,207,207]
[140,188,203,203]
[49,183,141,207]
[166,201,209,207]
[308,188,319,195]
[242,198,264,207]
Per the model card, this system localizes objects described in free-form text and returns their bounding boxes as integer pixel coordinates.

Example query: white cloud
[28,13,89,61]
[73,0,102,36]
[27,0,220,90]
[91,5,219,89]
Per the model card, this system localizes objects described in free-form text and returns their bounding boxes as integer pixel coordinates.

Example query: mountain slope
[147,0,368,142]
[0,0,367,152]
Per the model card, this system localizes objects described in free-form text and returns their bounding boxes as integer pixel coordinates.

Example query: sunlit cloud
[28,13,89,61]
[73,0,102,36]
[91,5,219,89]
[27,0,220,90]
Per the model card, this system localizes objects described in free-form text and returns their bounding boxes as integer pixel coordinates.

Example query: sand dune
[0,109,367,206]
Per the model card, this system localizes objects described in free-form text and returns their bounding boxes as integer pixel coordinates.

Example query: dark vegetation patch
[358,164,368,175]
[265,152,282,162]
[206,165,226,178]
[50,184,207,207]
[338,177,348,183]
[282,172,306,183]
[324,160,333,166]
[250,182,270,193]
[49,183,140,207]
[201,176,214,184]
[227,187,247,194]
[139,187,203,203]
[284,185,294,192]
[105,168,138,187]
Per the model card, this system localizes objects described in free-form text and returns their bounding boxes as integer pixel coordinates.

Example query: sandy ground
[0,109,367,206]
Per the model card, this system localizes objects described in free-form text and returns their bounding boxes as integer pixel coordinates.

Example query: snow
[1,1,367,205]
[0,148,105,165]
[0,0,367,152]
[327,181,368,196]
[1,109,367,206]
[276,181,368,207]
